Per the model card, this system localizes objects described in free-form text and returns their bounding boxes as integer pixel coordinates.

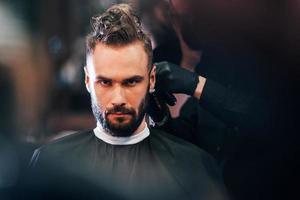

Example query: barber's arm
[155,61,270,131]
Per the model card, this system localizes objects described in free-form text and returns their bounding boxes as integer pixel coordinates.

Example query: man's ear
[149,65,156,93]
[84,66,91,93]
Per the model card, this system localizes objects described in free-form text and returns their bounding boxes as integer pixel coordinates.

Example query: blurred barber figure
[21,4,228,200]
[0,64,19,200]
[152,0,293,200]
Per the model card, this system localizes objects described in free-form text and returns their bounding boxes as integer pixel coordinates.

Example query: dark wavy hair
[86,3,153,69]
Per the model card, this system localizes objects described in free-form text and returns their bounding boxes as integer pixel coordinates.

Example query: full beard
[91,93,149,137]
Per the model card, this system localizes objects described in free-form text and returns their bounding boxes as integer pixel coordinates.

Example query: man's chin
[106,126,135,137]
[105,119,137,137]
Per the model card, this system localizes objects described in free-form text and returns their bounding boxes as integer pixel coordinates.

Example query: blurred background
[0,0,299,199]
[0,0,122,143]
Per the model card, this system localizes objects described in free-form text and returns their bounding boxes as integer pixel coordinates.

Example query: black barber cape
[22,128,228,200]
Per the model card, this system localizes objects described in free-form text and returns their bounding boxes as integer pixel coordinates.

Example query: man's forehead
[86,42,149,77]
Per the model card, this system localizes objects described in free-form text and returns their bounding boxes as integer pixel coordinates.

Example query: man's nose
[111,85,126,106]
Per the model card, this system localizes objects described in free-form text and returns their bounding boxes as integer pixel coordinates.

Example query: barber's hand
[155,61,199,96]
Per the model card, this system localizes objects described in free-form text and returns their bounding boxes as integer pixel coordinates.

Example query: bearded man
[23,4,228,200]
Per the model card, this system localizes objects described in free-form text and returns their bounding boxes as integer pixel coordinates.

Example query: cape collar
[93,122,150,145]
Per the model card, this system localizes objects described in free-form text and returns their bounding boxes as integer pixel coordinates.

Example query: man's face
[85,41,155,137]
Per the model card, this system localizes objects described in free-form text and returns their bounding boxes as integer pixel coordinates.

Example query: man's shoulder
[30,129,95,167]
[149,128,214,161]
[40,129,94,150]
[149,128,226,195]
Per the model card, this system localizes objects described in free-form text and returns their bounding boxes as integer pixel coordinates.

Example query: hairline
[86,39,152,70]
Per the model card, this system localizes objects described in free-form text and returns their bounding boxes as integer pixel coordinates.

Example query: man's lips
[108,112,132,116]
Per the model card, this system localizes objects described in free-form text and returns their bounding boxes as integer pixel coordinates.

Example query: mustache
[106,105,135,115]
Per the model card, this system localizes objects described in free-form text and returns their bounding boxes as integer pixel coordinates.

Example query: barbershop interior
[0,0,299,200]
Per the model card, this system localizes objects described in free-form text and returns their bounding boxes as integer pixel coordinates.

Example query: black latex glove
[148,92,170,127]
[155,61,199,96]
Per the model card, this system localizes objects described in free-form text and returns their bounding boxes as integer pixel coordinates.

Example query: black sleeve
[162,99,198,143]
[199,79,271,133]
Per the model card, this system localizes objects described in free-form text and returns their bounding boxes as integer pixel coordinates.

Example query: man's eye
[124,79,138,86]
[98,80,112,86]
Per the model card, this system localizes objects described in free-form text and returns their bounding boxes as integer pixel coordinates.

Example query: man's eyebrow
[95,75,145,82]
[95,75,112,81]
[123,75,144,82]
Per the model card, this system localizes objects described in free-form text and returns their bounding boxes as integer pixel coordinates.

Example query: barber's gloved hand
[155,61,199,96]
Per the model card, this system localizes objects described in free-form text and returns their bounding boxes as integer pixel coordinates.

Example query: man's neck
[132,117,147,136]
[94,119,150,145]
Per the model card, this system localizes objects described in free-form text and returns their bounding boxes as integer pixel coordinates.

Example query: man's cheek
[93,95,107,110]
